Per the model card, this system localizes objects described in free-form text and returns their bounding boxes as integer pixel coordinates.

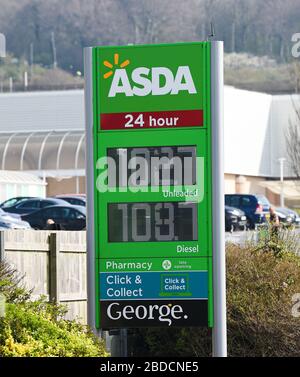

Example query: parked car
[0,209,31,229]
[0,221,11,230]
[21,205,86,230]
[55,195,86,207]
[2,198,69,216]
[275,208,293,226]
[276,207,300,226]
[291,210,300,226]
[0,196,37,209]
[225,194,270,229]
[0,208,21,220]
[0,219,31,229]
[225,205,247,232]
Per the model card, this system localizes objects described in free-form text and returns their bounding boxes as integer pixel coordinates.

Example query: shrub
[0,261,108,357]
[0,299,108,357]
[254,224,300,256]
[0,300,107,356]
[129,239,300,357]
[0,261,30,303]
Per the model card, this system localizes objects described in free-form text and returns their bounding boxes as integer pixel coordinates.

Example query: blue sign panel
[100,271,208,300]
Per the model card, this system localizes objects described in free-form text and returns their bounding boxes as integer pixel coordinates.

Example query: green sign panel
[86,42,214,328]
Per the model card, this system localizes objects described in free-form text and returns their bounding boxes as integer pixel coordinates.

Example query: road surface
[225,227,300,248]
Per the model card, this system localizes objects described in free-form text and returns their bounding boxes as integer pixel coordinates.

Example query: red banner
[100,109,203,130]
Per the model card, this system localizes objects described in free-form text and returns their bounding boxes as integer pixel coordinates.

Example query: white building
[0,88,299,205]
[0,170,46,202]
[224,86,300,205]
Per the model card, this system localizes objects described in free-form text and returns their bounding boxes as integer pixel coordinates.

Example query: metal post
[120,329,128,357]
[30,42,34,80]
[9,77,13,92]
[211,41,227,357]
[0,33,6,58]
[24,71,28,91]
[279,158,286,207]
[84,47,126,357]
[49,232,59,303]
[84,47,97,334]
[0,231,5,262]
[51,31,58,69]
[109,329,128,357]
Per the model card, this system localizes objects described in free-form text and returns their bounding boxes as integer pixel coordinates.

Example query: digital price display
[107,146,196,186]
[108,202,198,242]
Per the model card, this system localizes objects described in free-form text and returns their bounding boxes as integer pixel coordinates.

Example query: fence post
[0,231,4,262]
[49,232,60,303]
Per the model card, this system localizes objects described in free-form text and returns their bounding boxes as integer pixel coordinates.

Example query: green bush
[0,261,30,303]
[129,236,300,357]
[0,299,108,357]
[0,261,108,357]
[254,224,300,256]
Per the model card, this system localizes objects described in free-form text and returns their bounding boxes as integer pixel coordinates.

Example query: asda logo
[103,53,197,98]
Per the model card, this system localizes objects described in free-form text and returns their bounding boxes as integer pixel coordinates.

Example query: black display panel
[108,202,198,242]
[100,299,208,328]
[107,146,196,186]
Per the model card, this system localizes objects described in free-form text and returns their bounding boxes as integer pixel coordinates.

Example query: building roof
[0,130,85,177]
[0,90,84,132]
[0,170,46,185]
[0,87,299,179]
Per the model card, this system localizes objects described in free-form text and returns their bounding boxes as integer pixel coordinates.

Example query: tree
[285,60,300,178]
[2,0,300,73]
[286,98,300,178]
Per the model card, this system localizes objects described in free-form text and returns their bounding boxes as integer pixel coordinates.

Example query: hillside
[0,0,299,93]
[225,53,300,94]
[0,0,299,73]
[1,51,299,94]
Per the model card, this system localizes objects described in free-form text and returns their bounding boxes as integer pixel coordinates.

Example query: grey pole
[278,157,286,207]
[0,230,5,262]
[120,329,128,357]
[211,41,227,357]
[84,47,98,335]
[30,42,34,79]
[84,47,115,354]
[0,33,6,58]
[51,32,58,69]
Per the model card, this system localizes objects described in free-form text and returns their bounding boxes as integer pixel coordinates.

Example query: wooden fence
[0,230,87,323]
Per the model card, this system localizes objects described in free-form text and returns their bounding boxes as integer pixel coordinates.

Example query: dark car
[0,196,37,209]
[55,195,86,206]
[275,208,293,225]
[225,194,270,229]
[21,205,86,230]
[276,207,300,226]
[225,205,247,232]
[2,198,69,215]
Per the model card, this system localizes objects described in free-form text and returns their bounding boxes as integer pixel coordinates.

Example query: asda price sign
[85,42,214,329]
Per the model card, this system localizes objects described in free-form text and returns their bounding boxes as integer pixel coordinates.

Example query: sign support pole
[211,41,227,357]
[84,47,102,339]
[120,329,128,357]
[84,47,124,356]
